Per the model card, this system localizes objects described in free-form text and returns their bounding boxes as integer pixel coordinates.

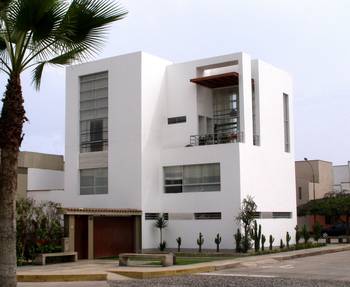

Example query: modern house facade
[48,51,296,258]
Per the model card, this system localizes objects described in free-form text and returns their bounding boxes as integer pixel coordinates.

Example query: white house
[41,51,296,259]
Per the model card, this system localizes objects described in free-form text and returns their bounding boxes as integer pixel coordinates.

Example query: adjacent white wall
[27,168,64,191]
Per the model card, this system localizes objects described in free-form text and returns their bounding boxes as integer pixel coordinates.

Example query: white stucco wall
[64,52,143,209]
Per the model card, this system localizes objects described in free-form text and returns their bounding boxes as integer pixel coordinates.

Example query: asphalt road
[19,250,350,287]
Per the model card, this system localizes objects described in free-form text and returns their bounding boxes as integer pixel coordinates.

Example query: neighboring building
[295,160,333,206]
[40,51,296,259]
[333,162,350,193]
[13,151,64,199]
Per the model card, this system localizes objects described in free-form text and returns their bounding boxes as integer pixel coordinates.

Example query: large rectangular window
[283,93,290,152]
[80,72,108,153]
[164,163,220,193]
[80,168,108,195]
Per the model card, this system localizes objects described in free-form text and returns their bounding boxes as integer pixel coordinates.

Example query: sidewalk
[17,244,350,282]
[17,259,129,282]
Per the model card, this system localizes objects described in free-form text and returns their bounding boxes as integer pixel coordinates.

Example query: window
[298,187,302,200]
[80,168,108,195]
[145,213,168,220]
[168,116,186,124]
[283,93,290,152]
[80,72,108,153]
[254,211,292,219]
[272,212,292,219]
[194,212,221,220]
[252,80,260,145]
[164,163,220,193]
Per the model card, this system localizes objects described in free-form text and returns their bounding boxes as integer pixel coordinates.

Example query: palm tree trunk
[0,73,26,287]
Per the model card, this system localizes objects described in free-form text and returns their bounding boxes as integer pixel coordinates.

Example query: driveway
[19,250,350,287]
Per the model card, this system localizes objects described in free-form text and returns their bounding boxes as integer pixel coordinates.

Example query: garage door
[93,216,135,258]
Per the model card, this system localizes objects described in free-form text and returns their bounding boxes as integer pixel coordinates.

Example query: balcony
[189,131,244,146]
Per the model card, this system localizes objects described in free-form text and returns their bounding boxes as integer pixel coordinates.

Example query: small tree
[313,222,322,243]
[215,233,222,252]
[301,224,310,244]
[269,235,274,250]
[261,234,266,251]
[295,225,301,245]
[176,237,182,252]
[197,232,204,252]
[234,229,242,253]
[16,198,63,263]
[236,195,257,253]
[286,232,291,249]
[250,221,261,252]
[154,215,168,251]
[280,239,285,249]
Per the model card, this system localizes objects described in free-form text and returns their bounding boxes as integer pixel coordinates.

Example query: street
[19,251,350,287]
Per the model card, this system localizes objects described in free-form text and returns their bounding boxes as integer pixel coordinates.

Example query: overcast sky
[5,0,350,164]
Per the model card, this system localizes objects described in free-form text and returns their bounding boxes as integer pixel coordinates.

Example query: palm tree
[0,1,126,286]
[154,215,168,250]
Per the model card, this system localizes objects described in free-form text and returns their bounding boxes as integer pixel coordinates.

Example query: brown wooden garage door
[93,216,135,258]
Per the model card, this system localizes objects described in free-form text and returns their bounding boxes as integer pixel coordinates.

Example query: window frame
[163,163,221,194]
[80,168,108,195]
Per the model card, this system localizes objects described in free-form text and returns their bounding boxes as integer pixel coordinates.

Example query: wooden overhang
[63,207,142,216]
[190,72,239,88]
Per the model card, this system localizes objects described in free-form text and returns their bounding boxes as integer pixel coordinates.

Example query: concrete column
[88,216,94,259]
[134,215,142,253]
[68,215,75,252]
[238,52,253,145]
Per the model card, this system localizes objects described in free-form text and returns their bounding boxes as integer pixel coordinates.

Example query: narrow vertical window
[298,187,302,200]
[252,80,259,145]
[80,71,108,153]
[283,93,290,152]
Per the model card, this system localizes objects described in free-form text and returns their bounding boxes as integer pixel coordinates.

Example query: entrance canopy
[63,207,142,216]
[190,72,239,88]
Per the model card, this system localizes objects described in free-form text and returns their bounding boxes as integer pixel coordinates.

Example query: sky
[3,0,350,164]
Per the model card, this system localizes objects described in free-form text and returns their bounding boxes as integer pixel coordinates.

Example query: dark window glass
[168,116,186,124]
[194,212,221,220]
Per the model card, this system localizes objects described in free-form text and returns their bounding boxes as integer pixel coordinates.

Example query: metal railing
[189,132,244,146]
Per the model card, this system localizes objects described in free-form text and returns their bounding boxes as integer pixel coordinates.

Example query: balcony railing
[189,132,244,146]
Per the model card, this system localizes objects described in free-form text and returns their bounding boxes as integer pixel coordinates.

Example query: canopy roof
[190,72,239,88]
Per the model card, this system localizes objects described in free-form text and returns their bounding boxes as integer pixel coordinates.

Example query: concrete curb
[17,273,107,282]
[109,245,350,279]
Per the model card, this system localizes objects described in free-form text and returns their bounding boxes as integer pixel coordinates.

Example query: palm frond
[32,46,84,89]
[55,0,127,57]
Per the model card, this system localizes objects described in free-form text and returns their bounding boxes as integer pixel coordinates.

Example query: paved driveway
[208,249,350,281]
[19,251,350,287]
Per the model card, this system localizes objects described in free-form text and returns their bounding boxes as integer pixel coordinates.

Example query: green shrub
[250,221,261,252]
[301,224,310,243]
[269,235,275,250]
[214,233,222,252]
[261,234,266,251]
[313,222,322,242]
[197,232,204,253]
[234,229,242,253]
[280,239,285,249]
[176,237,182,252]
[286,232,291,249]
[16,198,63,264]
[295,225,301,244]
[159,241,166,251]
